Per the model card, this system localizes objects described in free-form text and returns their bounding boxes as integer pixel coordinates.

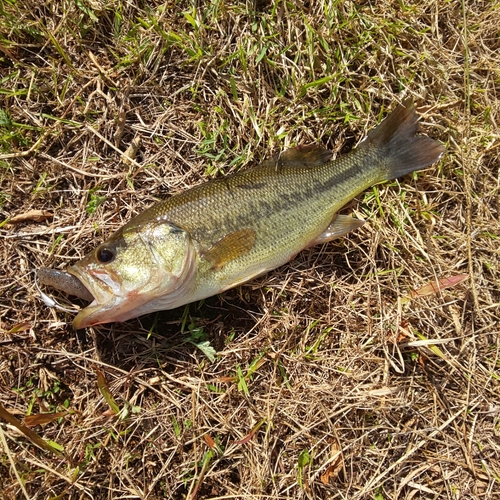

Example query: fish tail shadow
[361,100,445,180]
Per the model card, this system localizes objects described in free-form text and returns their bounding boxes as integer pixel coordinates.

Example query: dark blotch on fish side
[38,268,94,302]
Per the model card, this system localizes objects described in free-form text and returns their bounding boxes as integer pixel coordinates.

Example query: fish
[40,100,445,329]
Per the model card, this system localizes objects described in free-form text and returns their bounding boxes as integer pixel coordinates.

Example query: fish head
[68,220,196,328]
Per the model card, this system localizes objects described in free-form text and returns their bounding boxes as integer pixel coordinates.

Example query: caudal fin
[360,100,445,179]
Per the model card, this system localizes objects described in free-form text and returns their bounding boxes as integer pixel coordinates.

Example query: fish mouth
[67,266,118,329]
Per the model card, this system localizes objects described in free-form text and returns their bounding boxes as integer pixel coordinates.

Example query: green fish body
[48,101,444,328]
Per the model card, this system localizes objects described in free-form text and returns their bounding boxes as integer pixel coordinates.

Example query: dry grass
[1,0,499,498]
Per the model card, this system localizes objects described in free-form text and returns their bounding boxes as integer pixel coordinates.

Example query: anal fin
[310,215,365,246]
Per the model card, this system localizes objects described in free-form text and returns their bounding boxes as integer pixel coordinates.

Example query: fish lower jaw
[71,285,187,328]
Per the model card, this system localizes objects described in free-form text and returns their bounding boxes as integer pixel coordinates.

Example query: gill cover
[69,220,196,328]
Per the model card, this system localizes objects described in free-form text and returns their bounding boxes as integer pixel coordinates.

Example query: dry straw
[0,0,499,498]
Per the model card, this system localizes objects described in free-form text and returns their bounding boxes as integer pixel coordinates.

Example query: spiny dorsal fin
[203,228,256,269]
[262,144,332,168]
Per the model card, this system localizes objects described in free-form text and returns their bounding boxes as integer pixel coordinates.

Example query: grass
[0,0,499,498]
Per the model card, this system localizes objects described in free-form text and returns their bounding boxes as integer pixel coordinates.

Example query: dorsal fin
[262,144,332,168]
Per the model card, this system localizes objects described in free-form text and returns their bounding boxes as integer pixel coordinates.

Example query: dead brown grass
[1,0,499,498]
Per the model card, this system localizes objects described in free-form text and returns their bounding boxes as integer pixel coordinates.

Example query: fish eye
[96,247,115,263]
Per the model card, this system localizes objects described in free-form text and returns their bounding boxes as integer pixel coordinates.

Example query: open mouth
[67,266,115,307]
[67,266,128,329]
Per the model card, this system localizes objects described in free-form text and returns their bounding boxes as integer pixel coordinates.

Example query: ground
[0,1,499,499]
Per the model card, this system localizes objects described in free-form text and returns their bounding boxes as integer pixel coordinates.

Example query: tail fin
[360,100,445,179]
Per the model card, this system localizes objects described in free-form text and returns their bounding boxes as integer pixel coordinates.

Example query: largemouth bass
[40,100,444,328]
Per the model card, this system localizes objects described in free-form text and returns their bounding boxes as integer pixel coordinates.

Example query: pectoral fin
[262,144,333,168]
[310,215,365,246]
[204,228,256,269]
